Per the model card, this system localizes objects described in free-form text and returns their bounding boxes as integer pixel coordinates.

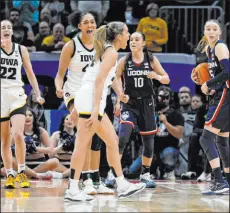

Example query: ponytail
[195,35,209,53]
[94,25,107,62]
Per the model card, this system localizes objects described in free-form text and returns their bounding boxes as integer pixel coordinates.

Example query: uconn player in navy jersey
[1,20,44,189]
[195,19,230,195]
[64,22,145,202]
[55,13,113,195]
[105,32,169,188]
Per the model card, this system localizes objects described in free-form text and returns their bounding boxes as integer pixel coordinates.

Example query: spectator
[41,0,65,24]
[176,88,196,176]
[191,94,203,111]
[178,89,192,113]
[49,114,77,178]
[34,21,51,51]
[128,0,151,21]
[70,0,110,25]
[32,7,54,36]
[9,8,35,42]
[178,86,191,97]
[11,109,59,178]
[12,25,36,52]
[136,2,168,52]
[40,23,70,52]
[12,0,40,27]
[104,0,126,23]
[27,89,47,129]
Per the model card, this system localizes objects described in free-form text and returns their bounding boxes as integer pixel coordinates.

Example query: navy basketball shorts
[120,97,157,135]
[205,88,230,132]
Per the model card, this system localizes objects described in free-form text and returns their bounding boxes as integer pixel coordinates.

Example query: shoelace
[18,173,28,182]
[7,176,14,182]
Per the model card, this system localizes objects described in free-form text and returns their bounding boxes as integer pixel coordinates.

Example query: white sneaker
[94,181,115,194]
[64,188,94,202]
[117,180,146,198]
[197,172,211,182]
[46,171,63,179]
[82,179,97,195]
[163,170,176,181]
[181,171,196,180]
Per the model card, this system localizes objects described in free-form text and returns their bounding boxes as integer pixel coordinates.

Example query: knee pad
[216,136,230,168]
[118,124,133,154]
[91,134,102,151]
[142,135,154,158]
[199,129,219,161]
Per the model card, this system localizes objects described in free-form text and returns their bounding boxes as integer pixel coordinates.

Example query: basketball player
[105,32,170,188]
[195,19,229,194]
[1,20,45,189]
[64,22,146,202]
[55,12,113,195]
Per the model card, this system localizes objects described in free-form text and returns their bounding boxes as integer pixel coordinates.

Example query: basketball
[191,63,211,85]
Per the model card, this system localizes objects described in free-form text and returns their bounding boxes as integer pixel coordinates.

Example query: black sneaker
[202,180,229,195]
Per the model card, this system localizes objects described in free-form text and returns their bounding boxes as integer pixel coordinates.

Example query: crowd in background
[1,0,229,54]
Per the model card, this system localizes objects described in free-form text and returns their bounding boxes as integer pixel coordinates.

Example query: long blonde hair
[94,22,125,62]
[195,19,221,53]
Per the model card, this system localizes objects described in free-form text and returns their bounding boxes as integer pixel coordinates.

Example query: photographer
[152,86,184,180]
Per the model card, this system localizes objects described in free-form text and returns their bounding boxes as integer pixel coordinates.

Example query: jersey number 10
[0,67,17,80]
[134,77,144,88]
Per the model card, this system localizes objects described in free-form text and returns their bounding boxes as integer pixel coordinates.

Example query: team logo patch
[121,111,129,120]
[65,92,70,97]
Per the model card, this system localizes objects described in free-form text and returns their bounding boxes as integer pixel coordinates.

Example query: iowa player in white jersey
[55,12,113,195]
[1,20,44,189]
[64,22,146,202]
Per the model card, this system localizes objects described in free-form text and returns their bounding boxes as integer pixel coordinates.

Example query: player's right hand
[56,88,63,98]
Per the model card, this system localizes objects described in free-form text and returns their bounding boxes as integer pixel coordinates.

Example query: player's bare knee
[12,131,24,142]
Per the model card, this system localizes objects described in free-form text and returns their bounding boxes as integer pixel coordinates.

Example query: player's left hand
[36,96,45,105]
[86,111,99,132]
[120,94,129,104]
[158,113,167,123]
[201,82,209,95]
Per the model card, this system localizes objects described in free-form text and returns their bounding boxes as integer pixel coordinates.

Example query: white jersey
[80,45,117,112]
[65,35,95,91]
[1,43,24,88]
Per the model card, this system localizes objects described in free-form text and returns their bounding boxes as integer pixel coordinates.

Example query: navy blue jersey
[207,40,229,90]
[123,52,155,98]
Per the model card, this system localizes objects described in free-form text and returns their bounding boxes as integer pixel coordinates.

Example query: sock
[91,170,100,184]
[115,175,125,188]
[82,170,91,182]
[5,168,15,177]
[18,164,25,174]
[225,173,230,185]
[212,167,224,183]
[141,165,150,175]
[68,178,79,192]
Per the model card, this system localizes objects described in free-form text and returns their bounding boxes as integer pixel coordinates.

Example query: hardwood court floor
[1,179,229,212]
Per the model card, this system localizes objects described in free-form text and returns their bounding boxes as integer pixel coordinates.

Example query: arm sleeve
[206,58,230,87]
